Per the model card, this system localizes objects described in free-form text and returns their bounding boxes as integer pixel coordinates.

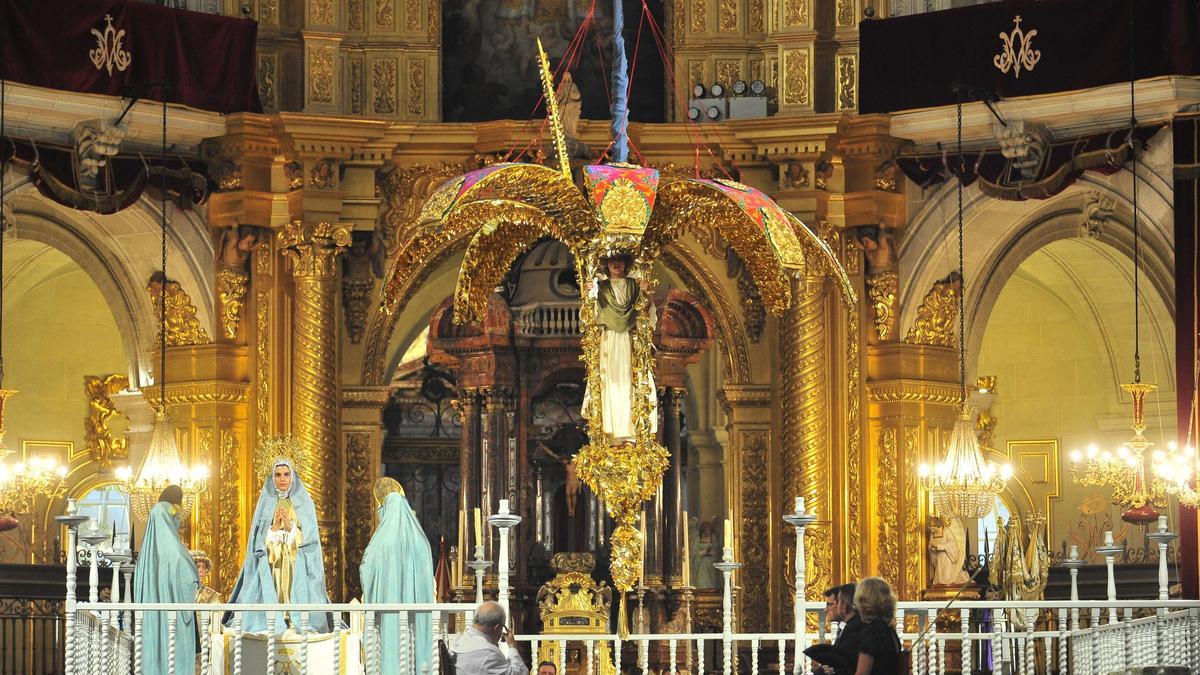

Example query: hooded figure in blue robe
[134,486,200,675]
[361,477,436,674]
[227,458,332,633]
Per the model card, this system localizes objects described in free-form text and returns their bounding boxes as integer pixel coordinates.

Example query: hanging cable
[956,96,966,406]
[1129,0,1141,384]
[160,91,168,409]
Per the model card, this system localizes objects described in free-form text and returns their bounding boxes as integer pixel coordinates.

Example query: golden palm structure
[410,34,855,599]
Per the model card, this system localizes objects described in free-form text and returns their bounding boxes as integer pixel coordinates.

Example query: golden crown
[253,434,306,483]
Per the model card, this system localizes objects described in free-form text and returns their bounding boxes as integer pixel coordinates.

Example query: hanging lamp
[118,90,208,521]
[918,93,1013,520]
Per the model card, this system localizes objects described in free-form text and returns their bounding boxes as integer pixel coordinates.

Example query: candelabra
[1069,383,1194,523]
[0,445,68,517]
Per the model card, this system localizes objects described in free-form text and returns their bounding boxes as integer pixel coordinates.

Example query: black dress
[855,618,901,675]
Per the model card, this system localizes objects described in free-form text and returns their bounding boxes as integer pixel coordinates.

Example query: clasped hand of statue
[273,509,292,532]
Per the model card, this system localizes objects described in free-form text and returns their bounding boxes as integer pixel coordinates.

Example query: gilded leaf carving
[377,0,395,28]
[691,0,707,32]
[782,49,809,107]
[877,428,900,588]
[374,59,398,115]
[837,53,857,111]
[904,272,961,347]
[309,47,335,104]
[718,0,736,31]
[310,0,333,24]
[147,275,210,347]
[407,60,425,117]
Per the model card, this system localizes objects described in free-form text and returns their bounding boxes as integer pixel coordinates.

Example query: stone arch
[3,169,214,386]
[365,234,756,388]
[899,163,1174,382]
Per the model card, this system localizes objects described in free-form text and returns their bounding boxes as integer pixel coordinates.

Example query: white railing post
[714,547,741,675]
[488,499,522,617]
[200,612,210,675]
[1088,607,1100,675]
[1056,608,1068,675]
[960,608,971,675]
[167,611,177,675]
[232,614,243,675]
[1023,607,1035,675]
[134,610,143,675]
[1095,532,1123,625]
[56,501,88,675]
[364,610,376,675]
[266,613,276,674]
[1148,516,1177,600]
[299,611,310,675]
[783,497,816,675]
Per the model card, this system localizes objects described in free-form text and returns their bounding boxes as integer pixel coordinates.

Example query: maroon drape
[0,0,261,114]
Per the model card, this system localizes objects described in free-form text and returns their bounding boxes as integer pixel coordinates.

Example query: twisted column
[781,277,831,608]
[280,220,350,598]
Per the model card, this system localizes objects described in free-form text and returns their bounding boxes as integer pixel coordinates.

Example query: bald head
[474,601,506,628]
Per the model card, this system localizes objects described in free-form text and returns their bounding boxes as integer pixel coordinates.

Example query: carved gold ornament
[866,271,898,340]
[90,15,132,76]
[147,277,211,347]
[904,274,960,347]
[599,178,649,234]
[84,374,130,470]
[217,268,249,340]
[993,15,1041,79]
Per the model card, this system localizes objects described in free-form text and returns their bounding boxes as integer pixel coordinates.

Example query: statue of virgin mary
[227,457,332,633]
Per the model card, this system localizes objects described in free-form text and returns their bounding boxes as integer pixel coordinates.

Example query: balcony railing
[59,506,1200,675]
[512,302,582,337]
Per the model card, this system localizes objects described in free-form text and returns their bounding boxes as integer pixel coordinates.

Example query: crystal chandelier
[918,93,1012,519]
[116,94,206,522]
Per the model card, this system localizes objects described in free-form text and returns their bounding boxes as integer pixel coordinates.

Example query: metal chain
[957,97,966,405]
[1129,0,1141,384]
[160,93,168,405]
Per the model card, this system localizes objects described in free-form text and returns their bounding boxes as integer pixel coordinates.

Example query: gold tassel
[617,592,630,639]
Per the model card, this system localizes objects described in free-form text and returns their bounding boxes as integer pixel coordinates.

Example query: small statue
[688,517,720,590]
[217,225,259,273]
[854,226,897,275]
[928,515,969,587]
[190,549,223,604]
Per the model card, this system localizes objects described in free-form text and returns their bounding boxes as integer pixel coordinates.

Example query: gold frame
[1002,439,1062,544]
[20,439,76,463]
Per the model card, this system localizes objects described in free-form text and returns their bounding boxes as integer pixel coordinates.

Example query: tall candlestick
[682,512,691,587]
[640,515,647,587]
[474,508,483,549]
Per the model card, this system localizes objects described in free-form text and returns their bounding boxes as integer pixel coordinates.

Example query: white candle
[499,499,510,515]
[1069,545,1079,560]
[1157,515,1168,533]
[795,497,805,514]
[682,513,691,587]
[1104,530,1114,546]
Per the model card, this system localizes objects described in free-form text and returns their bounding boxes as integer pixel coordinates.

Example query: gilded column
[341,386,390,601]
[456,387,484,581]
[482,386,513,564]
[781,276,832,611]
[280,220,351,599]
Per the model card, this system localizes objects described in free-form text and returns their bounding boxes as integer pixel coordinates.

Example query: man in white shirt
[450,601,527,675]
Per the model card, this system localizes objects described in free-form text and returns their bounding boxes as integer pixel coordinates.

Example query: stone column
[279,220,351,599]
[780,276,833,614]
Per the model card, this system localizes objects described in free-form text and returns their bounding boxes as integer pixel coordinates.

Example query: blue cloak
[227,459,332,632]
[361,491,435,674]
[134,500,200,675]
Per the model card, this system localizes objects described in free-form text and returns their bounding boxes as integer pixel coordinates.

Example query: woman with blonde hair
[850,576,901,675]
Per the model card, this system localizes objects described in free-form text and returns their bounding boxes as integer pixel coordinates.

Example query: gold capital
[279,221,351,278]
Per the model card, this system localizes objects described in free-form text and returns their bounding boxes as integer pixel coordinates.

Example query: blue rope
[610,0,629,163]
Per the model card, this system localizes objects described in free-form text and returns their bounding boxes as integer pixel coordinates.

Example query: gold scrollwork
[257,53,277,112]
[349,0,365,30]
[374,59,398,115]
[217,268,249,340]
[309,47,335,104]
[89,15,132,76]
[836,0,855,26]
[739,431,770,631]
[406,0,420,30]
[310,0,334,24]
[846,309,863,580]
[197,428,215,557]
[993,16,1041,79]
[836,53,857,112]
[255,289,271,447]
[350,59,364,115]
[903,428,921,597]
[782,49,810,107]
[866,271,897,341]
[217,429,240,594]
[84,374,130,470]
[407,60,425,117]
[718,0,736,31]
[904,273,961,347]
[377,0,395,29]
[748,0,764,31]
[877,428,900,588]
[147,275,211,347]
[783,0,809,27]
[344,432,373,600]
[691,0,707,32]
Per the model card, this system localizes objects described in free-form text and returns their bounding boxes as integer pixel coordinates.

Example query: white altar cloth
[209,628,363,675]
